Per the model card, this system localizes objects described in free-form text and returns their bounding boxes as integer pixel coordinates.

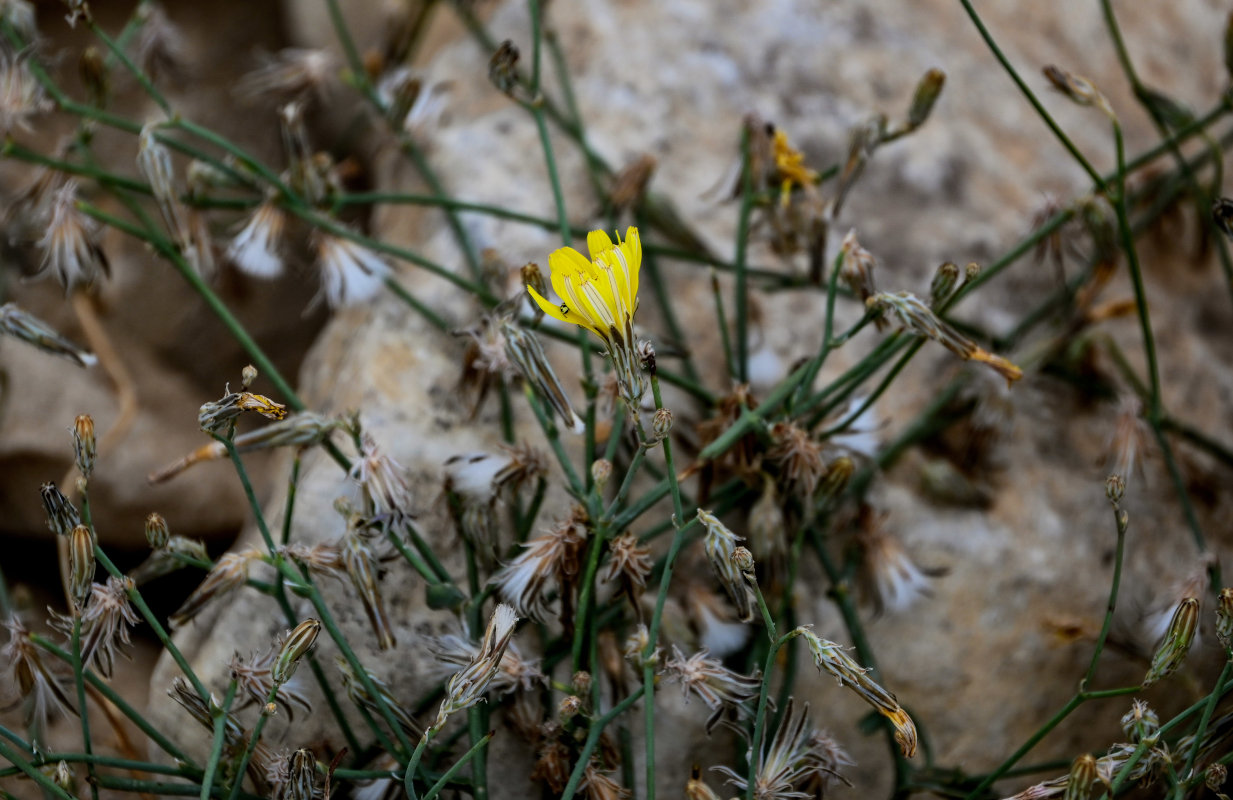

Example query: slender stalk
[198,680,239,800]
[69,614,100,800]
[733,128,754,383]
[421,731,495,800]
[1079,502,1128,691]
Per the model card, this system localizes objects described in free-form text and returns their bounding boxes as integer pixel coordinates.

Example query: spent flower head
[0,302,96,367]
[662,646,762,733]
[697,508,755,623]
[38,181,109,292]
[528,227,645,406]
[227,199,287,280]
[429,603,519,733]
[314,231,390,309]
[0,49,50,135]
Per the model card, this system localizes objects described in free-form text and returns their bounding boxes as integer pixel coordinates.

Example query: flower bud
[1105,474,1125,506]
[274,618,321,684]
[591,459,613,491]
[1143,597,1199,687]
[572,670,592,695]
[488,40,520,96]
[286,749,316,800]
[73,415,96,479]
[558,694,583,720]
[79,46,108,107]
[907,68,945,130]
[963,262,981,285]
[731,546,755,574]
[41,482,80,537]
[1064,754,1098,800]
[929,261,959,309]
[653,407,673,440]
[522,262,547,319]
[69,523,96,610]
[1217,587,1233,651]
[1043,65,1113,118]
[145,512,170,549]
[1208,763,1227,794]
[53,761,76,794]
[241,364,258,389]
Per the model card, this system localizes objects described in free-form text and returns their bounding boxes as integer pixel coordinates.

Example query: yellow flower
[772,129,817,207]
[528,227,641,348]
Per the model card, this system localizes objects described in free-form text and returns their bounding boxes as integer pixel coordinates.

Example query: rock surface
[143,1,1233,798]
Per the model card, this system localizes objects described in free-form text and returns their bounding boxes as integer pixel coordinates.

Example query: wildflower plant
[1,3,1233,800]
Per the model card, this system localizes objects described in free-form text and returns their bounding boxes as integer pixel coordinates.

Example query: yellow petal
[528,284,601,336]
[621,226,641,314]
[587,230,614,260]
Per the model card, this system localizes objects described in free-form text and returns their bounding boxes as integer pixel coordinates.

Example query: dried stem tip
[1043,65,1114,119]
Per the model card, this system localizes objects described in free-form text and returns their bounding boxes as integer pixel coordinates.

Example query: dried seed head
[72,415,96,479]
[906,68,946,131]
[867,292,1022,385]
[130,3,184,81]
[274,619,320,684]
[839,230,879,307]
[697,508,755,622]
[344,531,396,650]
[39,182,109,292]
[198,389,286,433]
[488,40,521,96]
[929,261,959,309]
[3,614,76,728]
[336,656,421,738]
[137,127,191,253]
[522,263,547,319]
[531,734,571,793]
[662,646,761,733]
[1218,588,1233,650]
[351,434,414,524]
[491,510,588,620]
[768,422,826,500]
[227,200,287,280]
[69,524,96,610]
[623,623,657,669]
[591,458,613,491]
[1120,699,1160,745]
[241,364,258,389]
[228,645,312,720]
[603,532,653,595]
[236,48,338,104]
[572,670,592,695]
[313,232,390,309]
[652,407,674,440]
[41,482,80,537]
[1143,597,1199,687]
[855,512,936,616]
[1043,65,1114,119]
[50,575,139,677]
[1208,764,1227,794]
[1063,754,1099,800]
[170,548,262,628]
[0,302,96,368]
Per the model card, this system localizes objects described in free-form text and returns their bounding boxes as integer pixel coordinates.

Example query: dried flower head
[855,510,939,615]
[227,200,287,279]
[4,615,76,728]
[491,513,588,621]
[1043,65,1114,119]
[229,641,312,719]
[501,317,586,433]
[0,302,96,367]
[236,48,338,104]
[60,576,140,677]
[1218,587,1233,651]
[130,3,185,81]
[198,388,287,433]
[868,291,1022,385]
[714,699,847,800]
[697,508,755,623]
[1107,396,1149,488]
[839,230,879,308]
[429,603,519,733]
[350,433,414,525]
[38,181,109,292]
[531,733,572,793]
[1120,699,1160,745]
[580,761,630,800]
[336,656,421,739]
[170,548,263,628]
[425,629,544,697]
[798,627,917,757]
[313,232,390,309]
[662,646,761,732]
[528,227,645,406]
[768,422,826,500]
[0,49,50,135]
[603,532,653,599]
[343,530,396,650]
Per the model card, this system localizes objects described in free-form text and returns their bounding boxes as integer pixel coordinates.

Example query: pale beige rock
[146,1,1233,799]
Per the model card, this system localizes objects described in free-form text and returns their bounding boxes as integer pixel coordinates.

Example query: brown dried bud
[488,40,521,96]
[73,415,96,479]
[572,671,592,695]
[1065,754,1099,800]
[1208,763,1227,794]
[241,364,258,389]
[558,694,582,721]
[652,407,673,440]
[41,482,80,537]
[69,524,95,610]
[731,546,755,574]
[1120,699,1160,745]
[1043,65,1113,118]
[145,512,170,549]
[1105,475,1125,506]
[591,459,613,491]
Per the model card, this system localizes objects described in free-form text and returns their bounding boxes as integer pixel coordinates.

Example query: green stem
[69,614,100,800]
[1079,503,1127,690]
[733,128,754,384]
[199,680,239,800]
[421,731,495,800]
[559,687,646,800]
[0,740,75,800]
